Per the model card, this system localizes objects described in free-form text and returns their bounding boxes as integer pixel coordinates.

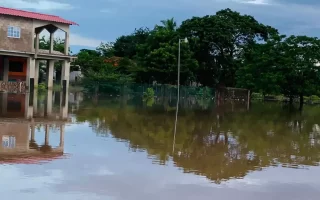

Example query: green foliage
[37,83,46,92]
[143,88,155,99]
[38,36,78,82]
[178,9,277,86]
[39,36,67,53]
[143,88,155,107]
[251,93,263,99]
[195,87,213,98]
[72,8,320,108]
[238,34,320,108]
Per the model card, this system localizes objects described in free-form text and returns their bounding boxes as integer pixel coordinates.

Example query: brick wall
[0,15,33,52]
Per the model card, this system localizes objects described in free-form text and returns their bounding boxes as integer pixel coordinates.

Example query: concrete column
[3,57,9,82]
[26,57,35,88]
[61,60,70,89]
[64,32,69,55]
[34,60,40,87]
[60,125,65,147]
[45,90,53,117]
[35,33,40,55]
[31,123,35,141]
[25,92,33,119]
[49,32,54,54]
[33,89,38,114]
[31,29,35,52]
[60,90,69,119]
[45,124,49,145]
[46,60,54,89]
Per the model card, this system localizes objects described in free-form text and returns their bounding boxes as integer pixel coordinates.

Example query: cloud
[100,8,117,14]
[166,0,320,36]
[0,0,73,11]
[69,33,105,47]
[239,0,270,5]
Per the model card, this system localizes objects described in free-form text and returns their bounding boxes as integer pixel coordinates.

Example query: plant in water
[143,88,155,99]
[38,83,46,92]
[143,88,155,107]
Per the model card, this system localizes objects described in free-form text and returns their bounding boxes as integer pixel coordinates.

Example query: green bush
[38,83,46,91]
[310,95,320,101]
[275,95,285,101]
[143,88,155,99]
[251,93,263,99]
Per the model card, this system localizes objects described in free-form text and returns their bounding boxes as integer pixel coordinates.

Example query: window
[9,61,24,72]
[2,136,16,148]
[7,26,21,38]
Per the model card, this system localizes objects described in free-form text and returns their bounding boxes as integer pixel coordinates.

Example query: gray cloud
[0,0,73,11]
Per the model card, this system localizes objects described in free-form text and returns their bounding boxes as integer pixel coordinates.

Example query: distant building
[0,6,78,90]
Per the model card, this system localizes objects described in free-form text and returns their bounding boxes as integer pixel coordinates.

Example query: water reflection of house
[0,121,65,164]
[0,91,69,164]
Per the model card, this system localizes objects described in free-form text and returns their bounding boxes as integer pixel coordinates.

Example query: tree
[39,36,66,53]
[279,35,320,109]
[39,36,70,82]
[236,34,286,96]
[178,9,278,87]
[237,34,320,109]
[112,28,150,59]
[96,42,115,57]
[74,49,133,86]
[156,18,177,32]
[133,18,198,84]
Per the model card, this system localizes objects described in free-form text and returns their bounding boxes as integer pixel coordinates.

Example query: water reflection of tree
[75,100,320,183]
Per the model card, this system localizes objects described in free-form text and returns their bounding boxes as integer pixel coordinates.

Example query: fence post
[247,89,250,110]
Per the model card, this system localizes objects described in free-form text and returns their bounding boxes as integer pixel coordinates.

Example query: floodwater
[1,91,320,200]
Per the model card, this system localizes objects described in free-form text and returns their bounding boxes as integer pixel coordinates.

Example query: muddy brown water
[1,91,320,200]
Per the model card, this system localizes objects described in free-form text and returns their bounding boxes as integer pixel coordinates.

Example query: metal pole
[177,39,181,102]
[173,39,181,153]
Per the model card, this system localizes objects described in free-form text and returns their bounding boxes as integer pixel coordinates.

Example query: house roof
[0,6,78,25]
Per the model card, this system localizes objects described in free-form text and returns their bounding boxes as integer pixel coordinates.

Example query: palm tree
[156,18,177,32]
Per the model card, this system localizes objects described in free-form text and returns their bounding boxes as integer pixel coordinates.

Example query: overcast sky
[1,0,319,52]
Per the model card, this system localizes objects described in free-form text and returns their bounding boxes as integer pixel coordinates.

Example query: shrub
[143,88,155,99]
[38,83,46,91]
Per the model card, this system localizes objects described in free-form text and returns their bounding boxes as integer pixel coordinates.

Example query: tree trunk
[299,94,304,110]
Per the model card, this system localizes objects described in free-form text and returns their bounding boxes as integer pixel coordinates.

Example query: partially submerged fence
[80,81,215,99]
[76,81,250,105]
[215,87,250,109]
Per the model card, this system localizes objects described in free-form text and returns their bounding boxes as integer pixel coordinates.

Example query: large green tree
[178,9,278,87]
[133,18,198,84]
[236,34,286,96]
[236,34,320,109]
[279,35,320,108]
[110,27,150,59]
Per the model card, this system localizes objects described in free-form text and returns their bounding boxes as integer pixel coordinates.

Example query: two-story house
[0,6,78,90]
